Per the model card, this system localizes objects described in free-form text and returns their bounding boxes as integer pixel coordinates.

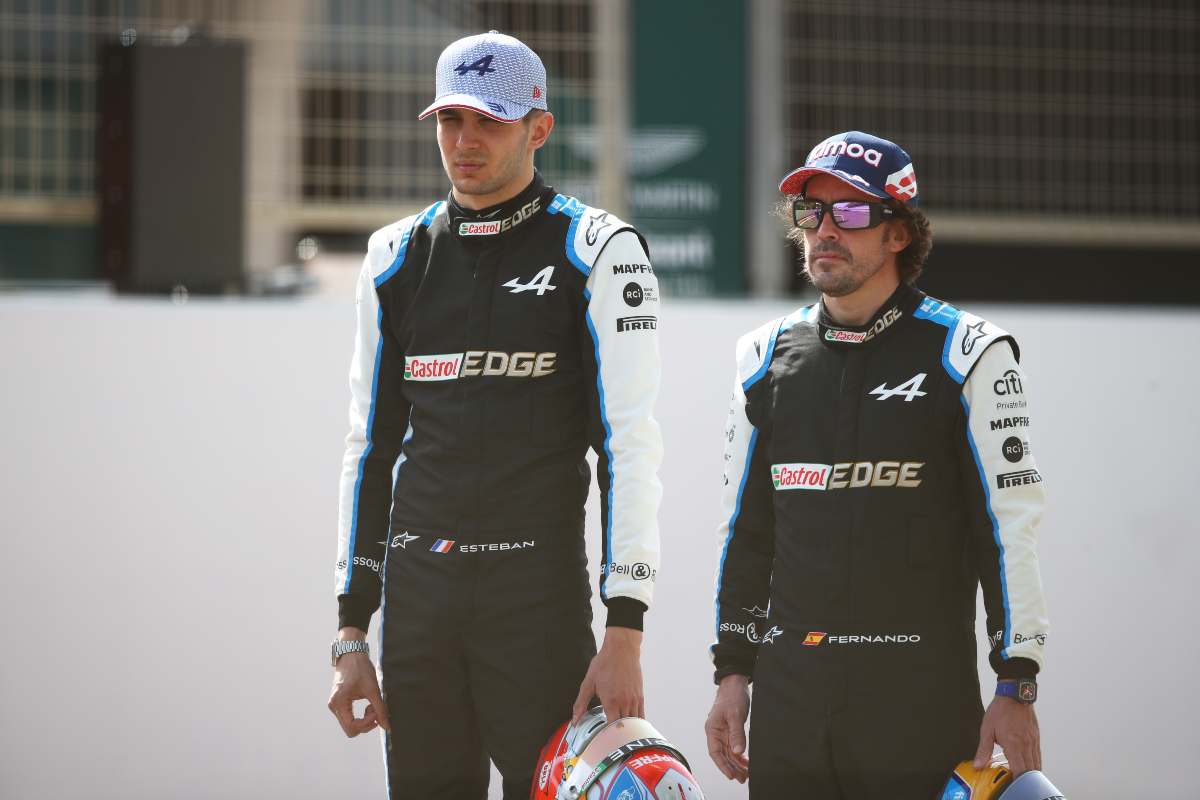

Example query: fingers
[572,672,595,724]
[704,716,737,779]
[365,684,392,734]
[704,706,750,783]
[328,694,358,737]
[973,722,995,768]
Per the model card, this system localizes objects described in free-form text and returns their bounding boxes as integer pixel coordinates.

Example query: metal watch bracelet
[331,639,370,666]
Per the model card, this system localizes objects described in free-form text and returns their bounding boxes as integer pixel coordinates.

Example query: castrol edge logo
[772,463,831,491]
[404,353,462,381]
[772,461,925,491]
[404,351,557,381]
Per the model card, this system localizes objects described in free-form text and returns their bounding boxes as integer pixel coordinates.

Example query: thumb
[572,674,595,724]
[728,711,747,755]
[973,725,995,768]
[366,686,391,733]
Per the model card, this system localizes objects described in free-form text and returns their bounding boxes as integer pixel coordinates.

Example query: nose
[457,120,481,150]
[815,207,841,240]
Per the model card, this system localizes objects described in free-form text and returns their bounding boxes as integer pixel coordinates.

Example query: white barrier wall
[2,293,1197,799]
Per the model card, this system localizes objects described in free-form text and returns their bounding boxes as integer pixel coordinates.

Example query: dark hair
[889,201,932,285]
[775,195,933,285]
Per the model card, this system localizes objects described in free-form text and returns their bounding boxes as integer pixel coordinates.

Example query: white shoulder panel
[914,296,1016,384]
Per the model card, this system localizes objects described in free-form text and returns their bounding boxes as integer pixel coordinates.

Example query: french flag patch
[430,539,455,554]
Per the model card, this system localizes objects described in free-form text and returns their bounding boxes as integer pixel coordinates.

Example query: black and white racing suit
[712,283,1049,799]
[334,174,663,799]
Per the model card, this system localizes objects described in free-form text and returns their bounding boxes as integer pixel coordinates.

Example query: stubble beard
[447,129,532,201]
[802,238,888,298]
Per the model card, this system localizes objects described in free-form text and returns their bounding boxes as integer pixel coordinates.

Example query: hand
[704,675,750,783]
[327,628,391,738]
[572,627,644,723]
[974,695,1041,776]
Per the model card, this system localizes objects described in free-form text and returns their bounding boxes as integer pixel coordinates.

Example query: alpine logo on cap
[454,55,496,77]
[885,163,918,201]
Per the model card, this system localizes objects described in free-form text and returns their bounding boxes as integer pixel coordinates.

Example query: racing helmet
[531,707,705,799]
[939,759,1066,800]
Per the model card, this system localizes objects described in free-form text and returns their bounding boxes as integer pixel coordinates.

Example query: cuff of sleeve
[993,655,1040,680]
[337,594,377,633]
[713,665,755,686]
[604,597,647,631]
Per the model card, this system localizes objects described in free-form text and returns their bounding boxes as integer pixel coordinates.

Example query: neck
[451,163,536,211]
[823,263,902,326]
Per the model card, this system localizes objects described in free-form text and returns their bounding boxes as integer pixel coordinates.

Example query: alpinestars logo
[585,211,612,246]
[503,266,557,295]
[869,373,927,401]
[961,319,988,355]
[390,532,420,549]
[761,626,783,644]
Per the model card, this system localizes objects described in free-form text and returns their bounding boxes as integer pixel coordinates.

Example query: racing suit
[335,173,663,798]
[712,283,1049,799]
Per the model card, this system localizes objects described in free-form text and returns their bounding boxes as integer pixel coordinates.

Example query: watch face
[1019,681,1037,703]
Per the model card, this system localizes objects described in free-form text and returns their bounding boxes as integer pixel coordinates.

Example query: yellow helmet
[939,760,1014,800]
[940,760,1067,800]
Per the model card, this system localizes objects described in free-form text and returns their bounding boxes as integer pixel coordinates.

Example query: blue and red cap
[779,131,920,206]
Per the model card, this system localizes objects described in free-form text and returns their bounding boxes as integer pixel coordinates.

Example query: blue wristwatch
[995,678,1037,704]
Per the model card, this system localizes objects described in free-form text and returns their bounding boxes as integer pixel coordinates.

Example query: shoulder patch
[369,201,445,287]
[737,304,818,390]
[546,194,640,276]
[913,296,1017,383]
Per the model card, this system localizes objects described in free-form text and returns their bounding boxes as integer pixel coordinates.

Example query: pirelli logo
[996,469,1043,489]
[616,315,657,332]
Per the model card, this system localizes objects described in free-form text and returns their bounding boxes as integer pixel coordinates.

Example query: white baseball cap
[418,31,548,123]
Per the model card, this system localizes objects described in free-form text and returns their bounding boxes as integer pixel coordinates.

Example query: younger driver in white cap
[328,31,665,800]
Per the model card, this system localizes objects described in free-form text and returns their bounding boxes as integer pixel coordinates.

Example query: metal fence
[783,0,1200,243]
[0,0,599,234]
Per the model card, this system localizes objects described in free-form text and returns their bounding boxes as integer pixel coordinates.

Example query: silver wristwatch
[331,639,370,666]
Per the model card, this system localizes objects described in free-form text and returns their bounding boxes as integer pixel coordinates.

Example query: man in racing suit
[326,32,663,799]
[704,132,1050,798]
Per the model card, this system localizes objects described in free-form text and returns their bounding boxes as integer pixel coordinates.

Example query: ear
[884,216,911,253]
[528,111,555,152]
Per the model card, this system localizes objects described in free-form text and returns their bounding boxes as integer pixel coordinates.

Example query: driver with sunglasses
[704,132,1051,798]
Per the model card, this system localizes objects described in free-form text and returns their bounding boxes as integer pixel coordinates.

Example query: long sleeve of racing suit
[711,334,777,682]
[334,231,412,632]
[959,341,1050,679]
[582,230,664,631]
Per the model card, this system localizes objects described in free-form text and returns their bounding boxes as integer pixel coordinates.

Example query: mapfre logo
[404,353,463,382]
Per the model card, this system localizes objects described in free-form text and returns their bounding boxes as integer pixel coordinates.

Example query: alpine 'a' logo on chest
[869,372,928,402]
[502,265,557,295]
